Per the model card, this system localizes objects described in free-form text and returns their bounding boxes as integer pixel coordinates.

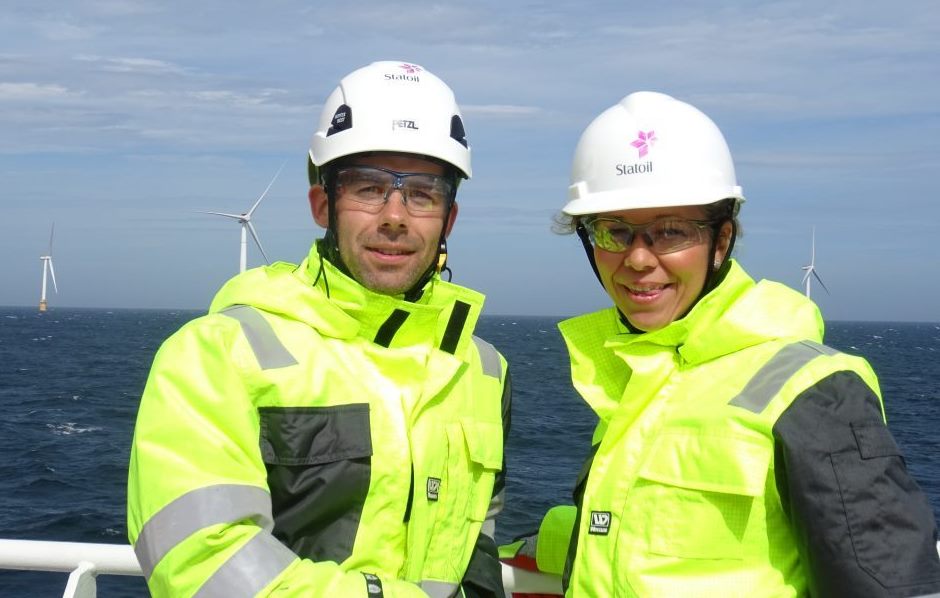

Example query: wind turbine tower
[202,163,284,273]
[801,227,830,299]
[38,223,58,312]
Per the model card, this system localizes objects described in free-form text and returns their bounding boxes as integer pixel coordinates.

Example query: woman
[554,92,940,597]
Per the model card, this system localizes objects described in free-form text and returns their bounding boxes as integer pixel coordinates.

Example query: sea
[1,307,938,597]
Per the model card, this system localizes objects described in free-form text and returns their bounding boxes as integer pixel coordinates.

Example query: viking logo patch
[589,510,611,535]
[427,477,441,501]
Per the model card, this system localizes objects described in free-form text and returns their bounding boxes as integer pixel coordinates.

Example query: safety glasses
[335,166,454,216]
[583,216,714,254]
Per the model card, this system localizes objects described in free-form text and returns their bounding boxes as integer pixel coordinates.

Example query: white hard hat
[563,91,744,216]
[309,61,471,180]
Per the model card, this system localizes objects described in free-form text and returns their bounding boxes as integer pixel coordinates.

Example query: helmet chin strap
[575,221,603,286]
[402,201,453,302]
[698,218,737,299]
[319,172,354,280]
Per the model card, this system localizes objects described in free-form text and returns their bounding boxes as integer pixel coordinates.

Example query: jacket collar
[559,260,824,421]
[209,240,485,355]
[597,260,823,364]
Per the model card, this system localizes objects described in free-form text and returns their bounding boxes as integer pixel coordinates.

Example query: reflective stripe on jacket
[557,260,905,597]
[128,241,509,597]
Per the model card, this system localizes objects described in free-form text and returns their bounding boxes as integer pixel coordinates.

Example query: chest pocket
[457,420,503,521]
[632,431,771,560]
[422,419,501,580]
[259,404,373,564]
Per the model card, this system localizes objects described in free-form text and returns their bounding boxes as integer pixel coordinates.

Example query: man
[127,61,510,598]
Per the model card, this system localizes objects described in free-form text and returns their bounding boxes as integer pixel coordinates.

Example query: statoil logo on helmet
[615,130,656,176]
[385,63,423,82]
[631,130,657,158]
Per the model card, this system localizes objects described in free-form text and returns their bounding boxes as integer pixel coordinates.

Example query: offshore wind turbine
[202,163,284,273]
[38,223,58,312]
[801,227,830,299]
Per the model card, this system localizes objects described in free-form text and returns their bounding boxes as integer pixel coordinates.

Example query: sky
[2,1,939,322]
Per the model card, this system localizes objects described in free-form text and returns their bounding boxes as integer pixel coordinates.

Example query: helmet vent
[327,104,353,136]
[450,115,468,148]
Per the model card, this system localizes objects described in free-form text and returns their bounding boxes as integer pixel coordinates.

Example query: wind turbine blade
[812,270,830,295]
[801,268,811,285]
[199,210,244,220]
[49,259,58,293]
[247,222,270,264]
[246,161,286,218]
[48,222,56,254]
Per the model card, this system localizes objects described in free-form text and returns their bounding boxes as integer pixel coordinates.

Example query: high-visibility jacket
[127,241,510,598]
[558,260,940,597]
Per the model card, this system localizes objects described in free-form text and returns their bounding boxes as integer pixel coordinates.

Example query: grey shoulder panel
[729,340,838,414]
[220,305,298,370]
[472,335,502,379]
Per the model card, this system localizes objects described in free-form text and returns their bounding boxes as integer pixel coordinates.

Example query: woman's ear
[715,220,734,264]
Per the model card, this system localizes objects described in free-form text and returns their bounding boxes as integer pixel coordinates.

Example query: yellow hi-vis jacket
[558,260,940,597]
[127,242,510,598]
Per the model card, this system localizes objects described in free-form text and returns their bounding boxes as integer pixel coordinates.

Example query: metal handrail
[5,537,939,597]
[0,539,140,576]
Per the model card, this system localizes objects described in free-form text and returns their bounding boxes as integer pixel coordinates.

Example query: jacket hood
[559,260,824,421]
[207,241,486,349]
[648,259,824,364]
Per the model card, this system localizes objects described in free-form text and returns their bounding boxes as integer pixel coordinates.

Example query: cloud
[462,104,542,117]
[0,81,75,100]
[36,20,102,41]
[73,54,191,75]
[188,88,298,111]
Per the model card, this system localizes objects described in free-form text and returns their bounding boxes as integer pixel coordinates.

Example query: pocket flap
[460,420,503,470]
[852,421,901,459]
[259,404,373,466]
[638,431,771,497]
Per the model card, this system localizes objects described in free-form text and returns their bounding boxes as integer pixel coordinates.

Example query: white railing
[0,538,564,597]
[7,538,938,597]
[0,540,141,598]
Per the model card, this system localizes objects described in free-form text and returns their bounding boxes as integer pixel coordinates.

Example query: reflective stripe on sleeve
[728,341,839,414]
[221,305,298,369]
[134,484,274,578]
[194,529,297,598]
[472,335,501,379]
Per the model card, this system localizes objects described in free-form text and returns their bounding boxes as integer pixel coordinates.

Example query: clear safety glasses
[583,216,715,254]
[335,166,455,216]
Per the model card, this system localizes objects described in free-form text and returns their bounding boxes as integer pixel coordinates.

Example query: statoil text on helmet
[385,63,423,82]
[615,161,653,175]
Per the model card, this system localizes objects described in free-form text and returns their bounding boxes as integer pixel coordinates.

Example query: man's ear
[309,186,329,228]
[443,202,459,238]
